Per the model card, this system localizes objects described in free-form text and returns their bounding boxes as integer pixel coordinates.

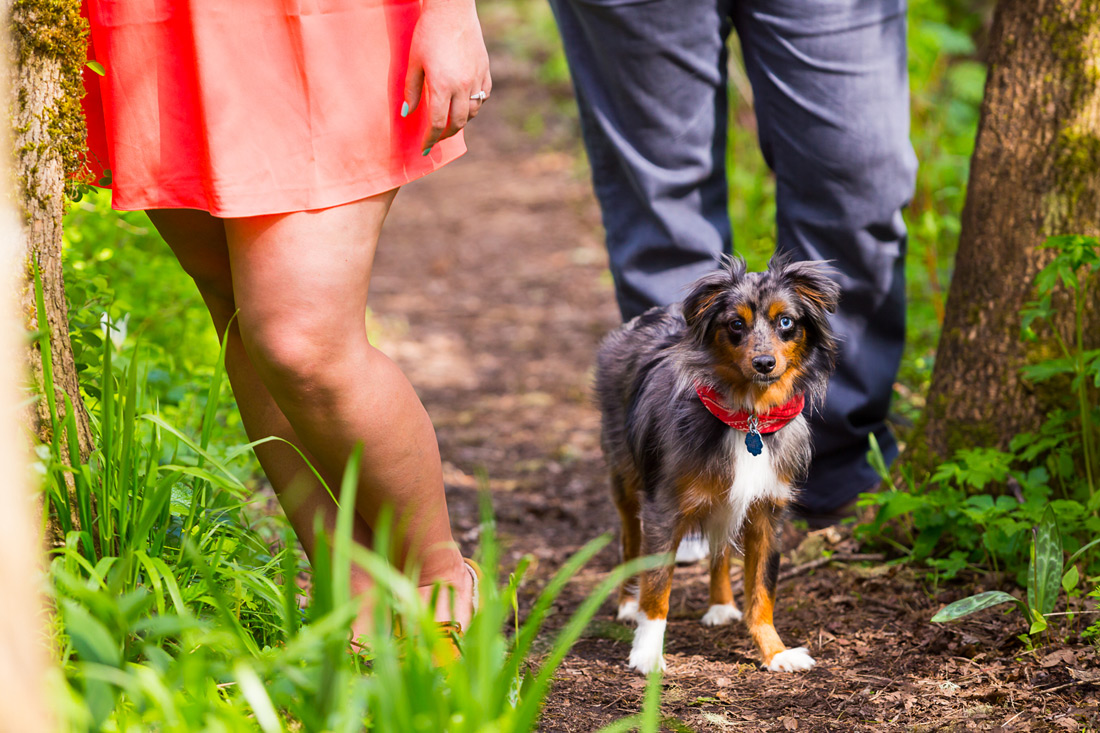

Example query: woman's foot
[421,555,477,630]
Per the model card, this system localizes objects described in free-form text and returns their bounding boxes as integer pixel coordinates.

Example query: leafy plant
[930,505,1100,637]
[40,275,668,730]
[859,236,1100,587]
[1019,234,1100,505]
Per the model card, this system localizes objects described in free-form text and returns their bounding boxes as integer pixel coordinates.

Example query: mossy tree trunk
[916,0,1100,469]
[8,0,94,540]
[0,6,52,728]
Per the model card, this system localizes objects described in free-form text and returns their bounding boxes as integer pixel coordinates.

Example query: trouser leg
[734,0,918,513]
[547,0,735,320]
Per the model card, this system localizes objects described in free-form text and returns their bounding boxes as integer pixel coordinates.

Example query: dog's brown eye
[779,316,793,330]
[730,318,745,331]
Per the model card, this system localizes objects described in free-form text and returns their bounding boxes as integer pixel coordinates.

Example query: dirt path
[368,16,1099,732]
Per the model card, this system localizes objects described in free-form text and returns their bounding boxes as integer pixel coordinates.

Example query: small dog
[595,255,839,674]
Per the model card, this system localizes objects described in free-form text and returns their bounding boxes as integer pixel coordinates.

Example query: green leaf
[1065,535,1100,569]
[1028,505,1063,617]
[59,599,121,668]
[86,60,106,76]
[931,590,1023,623]
[1062,564,1079,594]
[1029,608,1048,635]
[1020,357,1076,384]
[866,432,893,487]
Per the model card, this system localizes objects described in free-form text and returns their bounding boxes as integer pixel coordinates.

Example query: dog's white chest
[706,431,792,544]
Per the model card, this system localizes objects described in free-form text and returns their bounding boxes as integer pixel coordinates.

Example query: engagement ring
[470,91,487,102]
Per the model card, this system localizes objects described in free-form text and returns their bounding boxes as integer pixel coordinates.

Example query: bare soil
[367,15,1100,732]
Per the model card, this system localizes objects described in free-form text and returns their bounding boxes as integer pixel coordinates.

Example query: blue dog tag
[745,414,763,456]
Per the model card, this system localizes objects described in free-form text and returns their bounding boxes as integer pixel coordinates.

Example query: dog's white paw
[628,616,667,675]
[700,603,742,626]
[767,647,816,672]
[616,598,639,623]
[675,534,710,564]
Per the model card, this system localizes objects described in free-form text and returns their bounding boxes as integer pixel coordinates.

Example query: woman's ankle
[417,554,474,628]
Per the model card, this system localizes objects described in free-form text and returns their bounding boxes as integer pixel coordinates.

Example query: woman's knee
[236,309,367,393]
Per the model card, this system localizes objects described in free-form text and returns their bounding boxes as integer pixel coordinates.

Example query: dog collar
[694,383,805,456]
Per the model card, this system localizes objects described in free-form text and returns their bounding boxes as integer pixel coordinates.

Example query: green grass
[39,277,669,730]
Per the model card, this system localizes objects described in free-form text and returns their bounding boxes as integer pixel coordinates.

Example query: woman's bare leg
[221,194,471,628]
[146,209,375,577]
[148,202,472,633]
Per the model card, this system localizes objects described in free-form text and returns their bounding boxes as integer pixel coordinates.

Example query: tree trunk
[8,0,94,540]
[0,4,62,730]
[916,0,1100,469]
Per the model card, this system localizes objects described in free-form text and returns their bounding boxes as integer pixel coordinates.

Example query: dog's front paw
[700,603,742,626]
[628,616,667,675]
[616,598,640,622]
[767,647,816,672]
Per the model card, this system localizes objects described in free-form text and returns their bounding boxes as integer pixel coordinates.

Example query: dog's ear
[683,257,745,342]
[776,258,840,320]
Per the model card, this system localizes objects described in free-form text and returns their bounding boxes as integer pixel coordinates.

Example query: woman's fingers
[468,72,491,121]
[403,60,426,118]
[444,95,471,141]
[421,83,452,153]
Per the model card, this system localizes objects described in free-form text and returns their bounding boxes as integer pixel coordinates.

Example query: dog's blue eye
[779,316,793,330]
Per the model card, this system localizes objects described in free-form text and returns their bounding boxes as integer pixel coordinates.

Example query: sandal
[432,558,482,665]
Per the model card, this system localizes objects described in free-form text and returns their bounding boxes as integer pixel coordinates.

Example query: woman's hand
[403,0,491,154]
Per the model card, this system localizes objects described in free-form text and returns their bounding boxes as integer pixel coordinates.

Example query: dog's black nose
[752,355,776,374]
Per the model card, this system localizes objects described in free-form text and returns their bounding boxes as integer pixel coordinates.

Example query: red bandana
[695,384,805,434]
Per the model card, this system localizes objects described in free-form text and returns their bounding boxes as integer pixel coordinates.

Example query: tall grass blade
[99,320,115,554]
[31,258,60,450]
[141,414,247,493]
[280,529,302,640]
[234,662,285,733]
[511,552,668,730]
[117,344,140,555]
[640,668,663,733]
[182,541,259,656]
[62,394,97,559]
[199,312,235,461]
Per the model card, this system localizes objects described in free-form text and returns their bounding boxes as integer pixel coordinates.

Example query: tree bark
[9,0,93,453]
[916,0,1100,469]
[0,3,64,730]
[8,0,94,542]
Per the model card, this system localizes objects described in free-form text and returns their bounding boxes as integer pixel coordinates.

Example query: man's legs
[547,0,735,321]
[735,0,918,515]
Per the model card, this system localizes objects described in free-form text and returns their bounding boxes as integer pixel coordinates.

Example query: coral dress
[82,0,466,217]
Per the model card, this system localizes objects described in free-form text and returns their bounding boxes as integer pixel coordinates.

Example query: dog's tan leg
[743,501,814,672]
[629,562,675,674]
[701,541,742,626]
[612,470,643,621]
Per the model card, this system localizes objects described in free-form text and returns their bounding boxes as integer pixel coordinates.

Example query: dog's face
[683,257,840,407]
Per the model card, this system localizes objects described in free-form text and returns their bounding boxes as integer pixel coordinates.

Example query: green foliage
[43,275,665,729]
[63,190,246,451]
[931,506,1100,638]
[862,237,1100,624]
[1019,235,1100,503]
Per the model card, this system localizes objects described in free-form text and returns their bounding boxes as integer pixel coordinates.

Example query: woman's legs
[146,210,369,559]
[147,196,471,632]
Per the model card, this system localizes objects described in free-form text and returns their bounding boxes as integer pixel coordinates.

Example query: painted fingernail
[422,146,432,156]
[400,101,409,118]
